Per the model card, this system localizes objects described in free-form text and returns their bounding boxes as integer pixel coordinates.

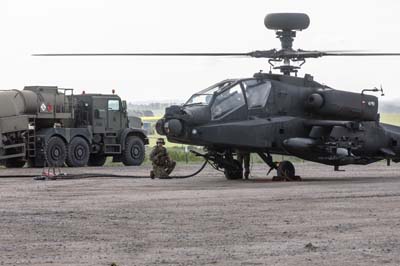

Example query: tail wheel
[5,159,26,168]
[66,137,90,167]
[122,136,145,166]
[44,136,67,167]
[88,154,107,167]
[224,159,243,180]
[277,161,295,177]
[275,161,300,181]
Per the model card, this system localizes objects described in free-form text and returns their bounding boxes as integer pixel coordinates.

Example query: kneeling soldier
[150,138,176,179]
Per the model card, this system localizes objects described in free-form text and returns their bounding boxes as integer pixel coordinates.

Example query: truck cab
[74,94,148,165]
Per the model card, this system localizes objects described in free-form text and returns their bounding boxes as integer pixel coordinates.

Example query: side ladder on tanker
[27,118,36,158]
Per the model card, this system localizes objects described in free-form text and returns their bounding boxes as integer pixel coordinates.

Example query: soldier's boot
[159,170,172,179]
[155,166,170,179]
[244,171,250,180]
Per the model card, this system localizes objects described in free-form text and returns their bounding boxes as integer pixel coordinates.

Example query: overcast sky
[1,0,400,103]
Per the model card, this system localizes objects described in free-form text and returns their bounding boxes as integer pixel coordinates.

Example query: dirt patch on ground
[1,162,400,265]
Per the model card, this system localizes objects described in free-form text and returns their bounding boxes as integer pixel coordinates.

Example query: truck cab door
[107,99,122,130]
[92,97,107,134]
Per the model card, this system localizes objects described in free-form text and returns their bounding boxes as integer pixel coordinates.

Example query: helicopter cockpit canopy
[184,80,234,106]
[184,79,273,120]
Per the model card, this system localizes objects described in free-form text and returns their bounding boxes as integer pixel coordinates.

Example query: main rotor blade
[276,50,400,59]
[33,50,400,59]
[32,52,252,57]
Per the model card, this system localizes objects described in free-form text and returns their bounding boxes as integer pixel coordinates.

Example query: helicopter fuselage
[156,73,400,167]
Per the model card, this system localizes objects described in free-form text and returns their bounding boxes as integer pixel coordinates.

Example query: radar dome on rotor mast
[264,13,310,31]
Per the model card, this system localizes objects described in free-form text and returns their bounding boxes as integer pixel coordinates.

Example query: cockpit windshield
[242,79,272,109]
[211,83,245,119]
[184,81,234,106]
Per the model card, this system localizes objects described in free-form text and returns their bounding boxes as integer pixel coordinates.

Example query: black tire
[88,154,107,167]
[66,137,90,167]
[44,136,67,167]
[5,159,26,168]
[277,161,295,178]
[122,136,145,166]
[224,159,243,180]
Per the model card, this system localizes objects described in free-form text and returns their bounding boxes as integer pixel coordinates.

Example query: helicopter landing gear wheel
[273,161,301,181]
[224,159,243,180]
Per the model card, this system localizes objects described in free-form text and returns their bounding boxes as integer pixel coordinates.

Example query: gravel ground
[1,162,400,266]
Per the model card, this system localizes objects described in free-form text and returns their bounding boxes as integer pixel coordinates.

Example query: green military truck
[0,86,148,168]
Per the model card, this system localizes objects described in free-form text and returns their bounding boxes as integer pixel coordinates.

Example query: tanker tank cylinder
[305,93,324,110]
[0,90,37,117]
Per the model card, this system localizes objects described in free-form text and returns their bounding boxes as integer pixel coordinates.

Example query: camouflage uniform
[150,144,176,179]
[237,150,250,179]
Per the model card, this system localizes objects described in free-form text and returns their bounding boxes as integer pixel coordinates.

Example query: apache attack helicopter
[35,13,400,180]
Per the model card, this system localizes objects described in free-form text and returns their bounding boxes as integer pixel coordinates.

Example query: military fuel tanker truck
[0,86,148,168]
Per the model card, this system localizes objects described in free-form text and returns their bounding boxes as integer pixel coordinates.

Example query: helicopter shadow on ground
[237,175,400,185]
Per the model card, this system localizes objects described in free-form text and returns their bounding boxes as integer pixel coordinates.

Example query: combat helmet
[156,138,165,145]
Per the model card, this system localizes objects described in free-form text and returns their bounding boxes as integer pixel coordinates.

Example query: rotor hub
[263,13,310,75]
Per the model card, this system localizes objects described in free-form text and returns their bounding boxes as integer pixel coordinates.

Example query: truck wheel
[88,154,107,167]
[122,136,145,166]
[66,137,90,167]
[5,159,26,168]
[45,136,67,167]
